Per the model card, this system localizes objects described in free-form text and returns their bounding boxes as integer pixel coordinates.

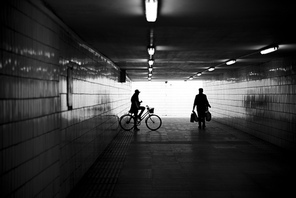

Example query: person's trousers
[197,110,206,127]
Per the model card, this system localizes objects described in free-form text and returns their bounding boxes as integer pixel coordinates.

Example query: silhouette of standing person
[130,89,145,131]
[193,88,211,129]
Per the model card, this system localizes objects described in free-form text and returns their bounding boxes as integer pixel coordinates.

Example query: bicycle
[119,105,162,131]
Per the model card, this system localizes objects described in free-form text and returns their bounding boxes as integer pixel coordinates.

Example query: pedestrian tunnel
[1,1,295,198]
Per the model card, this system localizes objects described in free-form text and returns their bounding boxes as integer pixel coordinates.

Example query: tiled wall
[0,1,131,197]
[58,34,131,197]
[204,58,296,151]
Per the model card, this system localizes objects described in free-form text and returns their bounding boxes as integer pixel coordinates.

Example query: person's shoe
[134,127,140,131]
[198,125,201,129]
[202,125,206,129]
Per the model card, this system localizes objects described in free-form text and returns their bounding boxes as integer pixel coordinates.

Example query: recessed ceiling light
[145,0,158,22]
[208,67,215,72]
[260,46,278,55]
[148,58,154,66]
[226,59,236,65]
[147,46,155,56]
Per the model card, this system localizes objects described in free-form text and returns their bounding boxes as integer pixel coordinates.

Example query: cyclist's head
[135,89,140,93]
[199,88,203,93]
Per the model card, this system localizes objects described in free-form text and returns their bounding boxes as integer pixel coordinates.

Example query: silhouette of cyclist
[130,89,145,131]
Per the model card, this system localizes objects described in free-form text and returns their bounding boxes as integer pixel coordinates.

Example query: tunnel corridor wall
[1,1,131,198]
[204,59,296,151]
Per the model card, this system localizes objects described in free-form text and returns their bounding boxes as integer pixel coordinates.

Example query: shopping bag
[190,112,194,122]
[205,110,211,121]
[190,111,198,122]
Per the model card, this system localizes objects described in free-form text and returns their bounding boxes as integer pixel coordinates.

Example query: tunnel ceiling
[43,0,296,82]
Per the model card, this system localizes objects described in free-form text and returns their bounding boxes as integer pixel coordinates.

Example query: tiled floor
[68,117,295,198]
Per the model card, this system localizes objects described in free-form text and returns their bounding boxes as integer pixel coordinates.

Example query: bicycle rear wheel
[145,114,162,131]
[119,114,135,131]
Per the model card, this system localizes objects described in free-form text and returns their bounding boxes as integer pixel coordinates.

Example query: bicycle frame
[139,109,151,121]
[130,106,153,121]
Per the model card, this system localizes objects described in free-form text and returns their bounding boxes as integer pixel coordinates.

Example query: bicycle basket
[148,108,154,113]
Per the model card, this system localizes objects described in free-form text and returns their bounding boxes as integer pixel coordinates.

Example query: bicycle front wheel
[119,114,135,131]
[145,114,162,131]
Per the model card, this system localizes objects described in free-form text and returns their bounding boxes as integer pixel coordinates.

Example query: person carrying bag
[192,88,211,129]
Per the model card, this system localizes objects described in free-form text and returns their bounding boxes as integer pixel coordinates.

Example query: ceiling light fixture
[189,76,193,80]
[147,46,155,56]
[196,72,202,76]
[145,0,158,22]
[148,58,154,66]
[208,67,215,72]
[148,66,153,72]
[226,59,236,65]
[148,72,152,77]
[260,45,278,55]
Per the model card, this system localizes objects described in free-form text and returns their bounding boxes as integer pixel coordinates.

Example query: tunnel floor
[67,117,295,198]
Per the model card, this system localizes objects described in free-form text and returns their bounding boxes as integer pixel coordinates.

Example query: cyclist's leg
[138,106,145,118]
[134,110,140,130]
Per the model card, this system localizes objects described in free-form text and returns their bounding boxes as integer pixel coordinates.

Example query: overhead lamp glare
[260,46,278,55]
[208,67,215,72]
[147,46,155,56]
[226,59,236,65]
[145,0,158,22]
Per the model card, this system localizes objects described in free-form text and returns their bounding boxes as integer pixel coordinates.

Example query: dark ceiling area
[43,0,296,82]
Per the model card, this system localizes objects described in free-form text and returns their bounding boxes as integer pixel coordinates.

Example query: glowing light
[148,58,154,66]
[147,46,155,55]
[226,59,236,65]
[145,0,158,22]
[208,67,215,72]
[260,46,278,54]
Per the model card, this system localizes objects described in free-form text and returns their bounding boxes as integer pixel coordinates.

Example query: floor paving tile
[67,117,296,198]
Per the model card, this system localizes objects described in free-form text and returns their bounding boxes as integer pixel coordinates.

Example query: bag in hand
[190,111,198,122]
[205,110,211,121]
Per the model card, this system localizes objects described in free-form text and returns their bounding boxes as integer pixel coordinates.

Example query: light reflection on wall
[204,58,296,150]
[132,81,203,117]
[0,1,132,197]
